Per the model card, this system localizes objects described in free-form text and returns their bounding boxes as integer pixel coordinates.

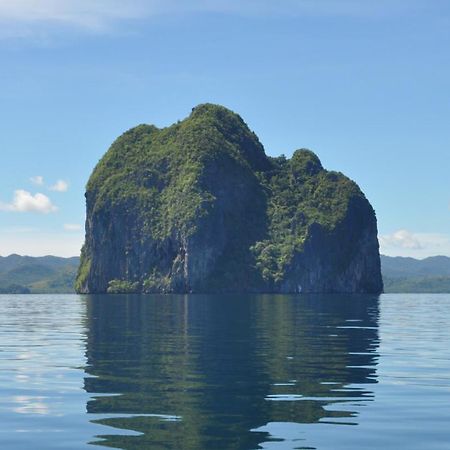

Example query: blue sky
[0,0,449,257]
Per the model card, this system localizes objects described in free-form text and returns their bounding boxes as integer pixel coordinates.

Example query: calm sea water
[0,294,449,449]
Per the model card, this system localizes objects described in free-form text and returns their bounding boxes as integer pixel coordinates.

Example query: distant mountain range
[0,254,449,294]
[0,255,79,294]
[381,255,450,293]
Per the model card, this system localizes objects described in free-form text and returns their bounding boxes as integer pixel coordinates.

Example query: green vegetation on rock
[252,150,362,286]
[107,279,140,294]
[77,104,383,294]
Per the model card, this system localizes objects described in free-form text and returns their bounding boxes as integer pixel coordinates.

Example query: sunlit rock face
[76,104,383,294]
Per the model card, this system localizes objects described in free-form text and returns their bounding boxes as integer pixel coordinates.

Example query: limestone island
[75,104,383,294]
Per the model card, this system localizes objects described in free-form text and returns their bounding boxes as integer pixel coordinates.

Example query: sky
[0,0,449,258]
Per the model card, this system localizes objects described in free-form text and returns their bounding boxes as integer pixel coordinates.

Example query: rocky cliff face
[76,104,383,294]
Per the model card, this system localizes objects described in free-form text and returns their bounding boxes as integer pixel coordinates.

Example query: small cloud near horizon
[0,189,57,214]
[379,229,422,250]
[49,180,69,192]
[379,229,450,258]
[64,223,82,231]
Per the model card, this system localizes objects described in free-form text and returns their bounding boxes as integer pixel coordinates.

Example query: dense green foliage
[0,255,79,293]
[86,104,265,240]
[253,151,363,285]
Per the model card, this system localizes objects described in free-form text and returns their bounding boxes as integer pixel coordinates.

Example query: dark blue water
[0,294,449,449]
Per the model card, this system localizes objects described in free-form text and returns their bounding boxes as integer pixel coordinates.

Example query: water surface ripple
[0,293,449,449]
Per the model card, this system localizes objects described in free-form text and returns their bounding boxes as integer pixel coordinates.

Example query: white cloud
[29,176,68,192]
[379,229,422,250]
[379,229,450,258]
[64,223,82,231]
[0,189,57,213]
[49,180,68,192]
[30,175,44,185]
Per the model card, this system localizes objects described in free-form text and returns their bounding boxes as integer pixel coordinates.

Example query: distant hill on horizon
[381,255,450,293]
[0,253,449,294]
[0,254,79,294]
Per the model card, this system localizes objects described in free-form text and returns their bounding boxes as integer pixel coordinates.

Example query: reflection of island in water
[83,294,380,449]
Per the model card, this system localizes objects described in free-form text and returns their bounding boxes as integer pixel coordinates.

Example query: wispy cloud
[29,176,68,192]
[30,175,44,186]
[64,223,81,231]
[0,0,149,29]
[49,180,69,192]
[0,0,425,38]
[379,229,450,258]
[0,226,37,233]
[0,189,57,213]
